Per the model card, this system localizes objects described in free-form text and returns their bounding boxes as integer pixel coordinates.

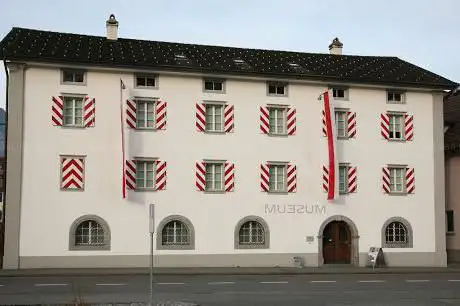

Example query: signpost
[368,247,384,270]
[149,204,155,306]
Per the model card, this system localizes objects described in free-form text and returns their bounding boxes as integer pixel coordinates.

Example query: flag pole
[120,79,126,199]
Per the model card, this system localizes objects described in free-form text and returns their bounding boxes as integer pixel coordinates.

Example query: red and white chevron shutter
[52,96,64,126]
[196,103,206,132]
[406,167,415,193]
[287,107,296,135]
[260,163,269,192]
[61,157,84,190]
[126,99,137,129]
[224,105,234,133]
[380,113,390,140]
[322,165,329,192]
[322,110,327,137]
[83,96,96,127]
[287,163,297,192]
[155,160,167,190]
[224,162,235,191]
[196,161,206,191]
[382,167,390,193]
[404,113,414,141]
[347,111,356,138]
[125,160,136,190]
[348,166,357,193]
[260,106,269,134]
[155,100,167,130]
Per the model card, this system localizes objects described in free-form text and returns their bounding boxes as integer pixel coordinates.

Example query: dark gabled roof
[0,27,458,90]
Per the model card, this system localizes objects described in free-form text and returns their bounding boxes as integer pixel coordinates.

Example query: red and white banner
[320,90,339,200]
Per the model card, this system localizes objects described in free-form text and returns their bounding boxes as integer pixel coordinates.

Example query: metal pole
[150,231,154,306]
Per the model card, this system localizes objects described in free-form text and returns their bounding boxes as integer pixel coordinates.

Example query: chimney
[329,37,343,55]
[106,14,119,40]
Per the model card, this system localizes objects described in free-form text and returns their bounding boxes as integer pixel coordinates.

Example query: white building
[0,15,458,269]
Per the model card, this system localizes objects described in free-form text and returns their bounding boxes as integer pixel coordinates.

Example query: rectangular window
[389,167,405,193]
[332,87,348,100]
[136,160,155,189]
[136,99,156,129]
[62,69,85,84]
[335,111,347,138]
[389,114,404,140]
[268,107,286,134]
[205,104,224,132]
[205,163,224,191]
[204,79,224,92]
[135,75,157,88]
[447,210,455,233]
[387,91,405,104]
[269,164,286,192]
[267,82,287,96]
[339,165,348,193]
[63,96,84,126]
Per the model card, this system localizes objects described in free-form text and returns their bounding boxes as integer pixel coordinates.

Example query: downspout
[2,59,9,267]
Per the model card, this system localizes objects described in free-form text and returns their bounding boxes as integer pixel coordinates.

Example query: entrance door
[323,221,351,264]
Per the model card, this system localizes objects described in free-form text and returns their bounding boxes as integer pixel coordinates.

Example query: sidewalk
[2,265,460,277]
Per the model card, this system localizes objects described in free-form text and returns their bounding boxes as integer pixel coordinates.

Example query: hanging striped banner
[319,90,338,201]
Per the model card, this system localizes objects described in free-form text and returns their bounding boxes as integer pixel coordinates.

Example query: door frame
[317,215,360,266]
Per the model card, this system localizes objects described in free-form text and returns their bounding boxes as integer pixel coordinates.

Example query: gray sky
[0,0,459,109]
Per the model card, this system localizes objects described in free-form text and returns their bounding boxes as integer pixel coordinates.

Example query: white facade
[5,63,446,268]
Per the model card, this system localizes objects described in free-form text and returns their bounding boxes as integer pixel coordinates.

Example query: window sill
[386,101,406,104]
[447,231,456,236]
[70,245,110,251]
[61,125,86,129]
[157,244,194,250]
[203,90,225,94]
[268,132,289,137]
[204,130,226,134]
[61,82,86,86]
[268,190,288,194]
[337,136,350,140]
[134,86,158,90]
[267,94,288,98]
[236,244,268,250]
[60,188,84,192]
[134,127,158,131]
[387,192,408,196]
[204,190,226,194]
[387,138,407,142]
[382,243,412,249]
[134,188,157,192]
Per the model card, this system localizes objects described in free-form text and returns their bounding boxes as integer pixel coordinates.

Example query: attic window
[62,69,85,85]
[233,58,251,69]
[174,54,191,65]
[287,62,307,73]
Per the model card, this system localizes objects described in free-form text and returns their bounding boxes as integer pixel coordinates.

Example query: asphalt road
[1,273,460,305]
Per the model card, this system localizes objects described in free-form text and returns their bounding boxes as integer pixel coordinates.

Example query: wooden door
[323,221,351,264]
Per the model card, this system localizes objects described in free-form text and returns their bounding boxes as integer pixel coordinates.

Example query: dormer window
[387,90,405,104]
[174,54,191,65]
[61,69,85,85]
[267,82,287,96]
[332,87,348,100]
[175,54,187,60]
[135,74,157,88]
[203,79,225,93]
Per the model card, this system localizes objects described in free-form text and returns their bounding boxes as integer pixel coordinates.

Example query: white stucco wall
[18,66,442,258]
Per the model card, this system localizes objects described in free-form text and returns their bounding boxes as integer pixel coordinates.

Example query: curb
[1,268,460,278]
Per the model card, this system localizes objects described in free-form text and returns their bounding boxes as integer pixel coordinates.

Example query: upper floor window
[339,164,348,193]
[389,114,404,140]
[61,69,85,85]
[269,164,286,192]
[205,104,224,132]
[387,91,405,104]
[135,75,157,88]
[268,107,286,135]
[332,87,348,100]
[136,160,156,189]
[136,99,156,129]
[204,79,224,93]
[389,167,405,193]
[335,110,347,138]
[205,162,224,191]
[63,96,84,127]
[267,82,287,96]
